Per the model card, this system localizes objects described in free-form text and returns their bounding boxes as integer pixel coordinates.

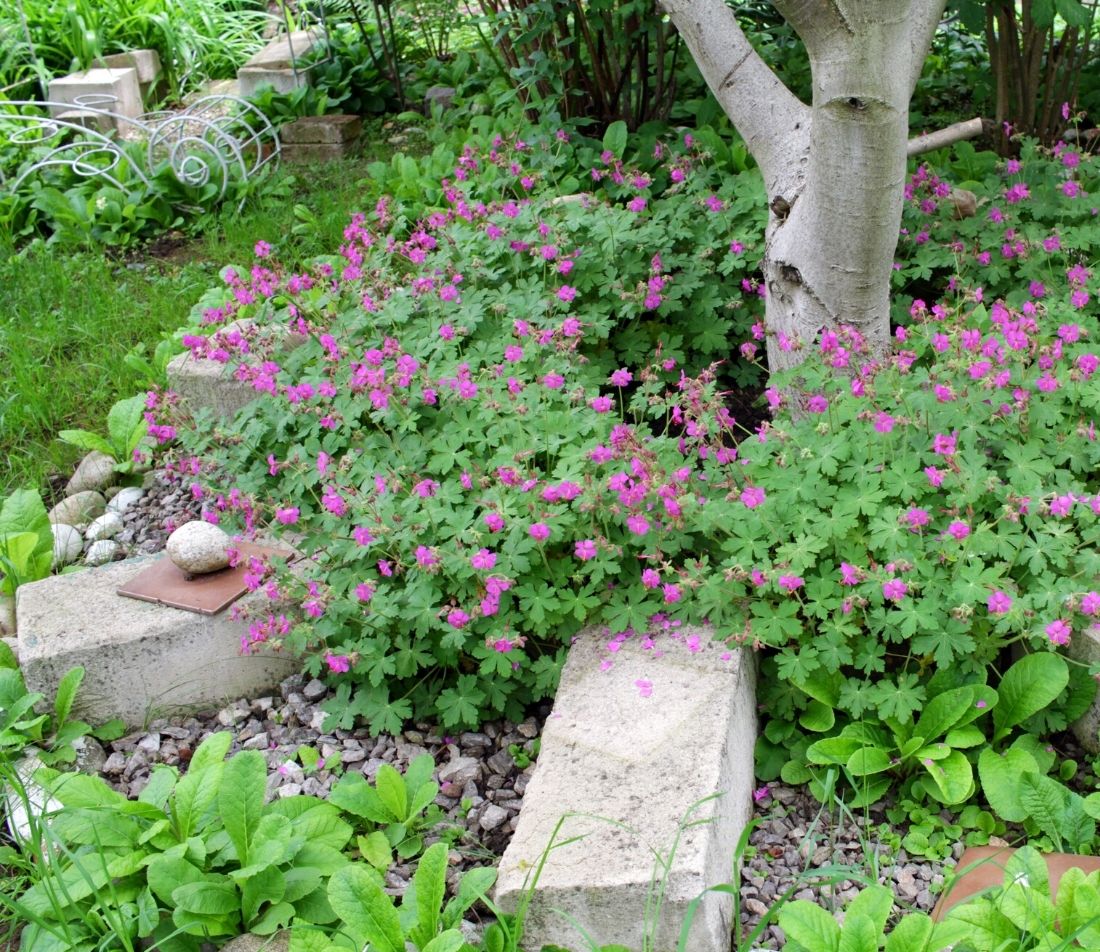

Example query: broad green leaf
[219,750,267,866]
[884,912,932,951]
[978,748,1038,822]
[837,914,880,952]
[421,933,465,952]
[602,120,628,160]
[999,882,1055,934]
[189,731,233,772]
[243,865,286,925]
[252,900,296,935]
[410,842,448,946]
[147,854,207,905]
[844,884,892,935]
[1018,773,1069,851]
[914,686,975,742]
[799,699,835,733]
[107,394,150,458]
[778,900,841,952]
[921,749,973,804]
[327,865,403,952]
[0,532,38,594]
[52,666,84,728]
[441,866,496,929]
[0,639,17,669]
[57,429,115,457]
[805,736,863,765]
[846,747,892,776]
[992,653,1068,741]
[374,764,408,822]
[173,762,223,840]
[329,772,388,823]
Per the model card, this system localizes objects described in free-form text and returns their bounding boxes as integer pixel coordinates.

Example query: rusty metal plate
[117,542,291,615]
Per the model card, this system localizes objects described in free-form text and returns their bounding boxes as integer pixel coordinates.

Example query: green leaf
[993,653,1068,741]
[421,933,465,952]
[327,865,403,952]
[107,394,150,459]
[799,699,835,733]
[978,747,1038,822]
[837,914,880,952]
[921,749,973,804]
[602,120,628,160]
[251,900,296,935]
[0,532,40,595]
[189,731,232,772]
[409,842,448,947]
[374,763,408,822]
[0,639,17,669]
[844,884,892,936]
[172,880,238,916]
[1018,773,1069,852]
[52,666,84,729]
[914,686,975,743]
[147,854,207,905]
[846,747,892,776]
[884,912,932,951]
[242,866,286,926]
[441,866,496,929]
[219,750,267,867]
[57,429,115,457]
[778,899,840,952]
[173,762,223,840]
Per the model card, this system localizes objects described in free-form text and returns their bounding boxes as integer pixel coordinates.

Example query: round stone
[65,451,117,496]
[166,521,231,575]
[85,512,124,542]
[107,487,145,514]
[51,523,84,568]
[85,540,121,566]
[47,491,106,531]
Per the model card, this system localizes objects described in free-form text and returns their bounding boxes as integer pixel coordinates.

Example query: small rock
[72,736,107,774]
[85,512,124,542]
[66,451,117,496]
[302,678,327,702]
[424,85,455,112]
[219,932,290,952]
[48,491,106,530]
[439,756,481,787]
[51,523,84,568]
[276,783,302,798]
[165,521,231,574]
[107,487,145,514]
[479,804,509,831]
[84,539,121,566]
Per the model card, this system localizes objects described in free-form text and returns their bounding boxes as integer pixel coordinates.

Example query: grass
[0,120,429,500]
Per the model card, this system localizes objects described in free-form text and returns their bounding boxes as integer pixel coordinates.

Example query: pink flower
[275,507,299,525]
[610,369,633,387]
[439,323,455,340]
[874,412,895,433]
[988,591,1013,614]
[1046,619,1071,646]
[416,546,439,569]
[355,582,374,602]
[777,575,804,593]
[590,396,613,413]
[1080,592,1100,616]
[377,559,393,577]
[575,539,597,561]
[353,526,373,546]
[634,679,653,698]
[543,372,565,390]
[903,507,930,530]
[626,515,650,536]
[641,569,661,589]
[557,285,577,303]
[946,520,971,540]
[662,583,682,604]
[925,466,945,488]
[840,563,861,585]
[529,522,551,541]
[741,486,766,508]
[1049,494,1074,517]
[882,578,908,601]
[807,395,828,413]
[414,479,439,498]
[471,548,497,570]
[493,638,513,653]
[446,609,471,629]
[322,487,347,517]
[324,653,350,674]
[932,433,957,456]
[484,513,505,532]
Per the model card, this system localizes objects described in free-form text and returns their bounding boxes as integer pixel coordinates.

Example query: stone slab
[933,847,1100,919]
[48,68,142,131]
[238,66,310,98]
[281,141,361,164]
[16,556,298,729]
[244,30,322,69]
[1069,624,1100,753]
[280,114,362,144]
[494,625,756,952]
[97,49,162,85]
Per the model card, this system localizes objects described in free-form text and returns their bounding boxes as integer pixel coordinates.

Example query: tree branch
[659,0,810,190]
[907,0,948,95]
[907,116,991,156]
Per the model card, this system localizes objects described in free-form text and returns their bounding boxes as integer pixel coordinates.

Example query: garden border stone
[1069,624,1100,753]
[16,556,298,728]
[47,68,143,131]
[494,625,756,952]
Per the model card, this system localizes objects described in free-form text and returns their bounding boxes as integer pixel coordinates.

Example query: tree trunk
[659,0,946,372]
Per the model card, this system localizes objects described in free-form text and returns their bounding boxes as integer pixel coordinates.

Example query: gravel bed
[95,672,545,899]
[740,784,954,947]
[116,469,204,555]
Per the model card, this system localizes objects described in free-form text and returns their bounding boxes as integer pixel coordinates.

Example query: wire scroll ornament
[0,95,280,208]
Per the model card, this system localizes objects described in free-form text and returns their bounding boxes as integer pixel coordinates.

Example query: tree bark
[659,0,946,373]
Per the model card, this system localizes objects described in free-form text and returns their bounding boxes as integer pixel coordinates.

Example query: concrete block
[238,67,309,98]
[1069,624,1100,752]
[167,322,306,422]
[280,115,362,145]
[245,30,323,69]
[97,49,162,86]
[280,141,361,164]
[494,625,756,952]
[48,68,142,132]
[16,557,298,729]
